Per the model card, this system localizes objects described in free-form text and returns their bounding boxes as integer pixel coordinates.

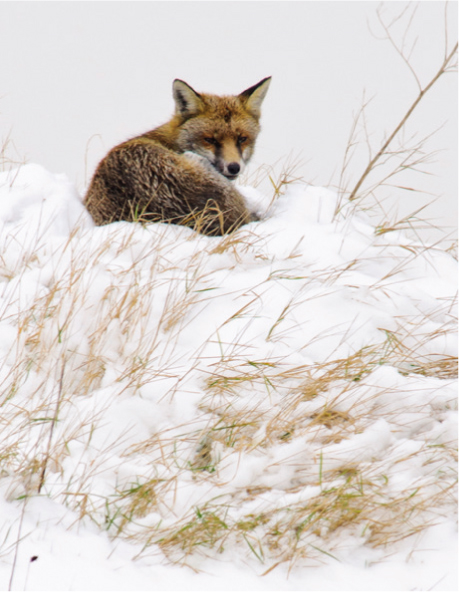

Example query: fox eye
[204,137,218,146]
[238,136,248,145]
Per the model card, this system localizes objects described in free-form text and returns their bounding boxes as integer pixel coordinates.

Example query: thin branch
[348,41,458,202]
[379,3,423,91]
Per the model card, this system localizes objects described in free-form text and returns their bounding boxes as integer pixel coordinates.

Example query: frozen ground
[0,164,457,590]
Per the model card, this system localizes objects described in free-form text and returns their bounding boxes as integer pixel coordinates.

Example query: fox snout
[219,160,242,180]
[215,146,245,179]
[202,154,244,180]
[198,138,246,180]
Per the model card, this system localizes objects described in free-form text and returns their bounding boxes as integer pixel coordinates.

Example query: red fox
[84,77,271,235]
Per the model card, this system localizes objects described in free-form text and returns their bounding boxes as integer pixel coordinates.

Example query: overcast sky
[0,1,457,240]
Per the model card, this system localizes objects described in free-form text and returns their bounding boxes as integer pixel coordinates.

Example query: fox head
[172,77,271,180]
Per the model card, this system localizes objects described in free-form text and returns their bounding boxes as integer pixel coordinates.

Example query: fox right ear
[239,77,271,119]
[173,80,204,118]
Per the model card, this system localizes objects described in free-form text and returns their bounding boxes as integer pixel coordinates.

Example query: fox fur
[84,77,271,235]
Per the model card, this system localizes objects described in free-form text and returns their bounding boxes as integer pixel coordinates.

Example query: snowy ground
[0,164,457,591]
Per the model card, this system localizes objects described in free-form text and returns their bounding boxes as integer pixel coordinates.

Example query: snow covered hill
[0,164,457,591]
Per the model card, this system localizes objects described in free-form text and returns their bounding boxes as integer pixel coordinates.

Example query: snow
[0,164,457,591]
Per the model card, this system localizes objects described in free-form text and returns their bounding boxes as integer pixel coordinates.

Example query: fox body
[84,77,271,235]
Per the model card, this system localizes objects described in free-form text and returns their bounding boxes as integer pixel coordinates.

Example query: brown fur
[84,78,271,235]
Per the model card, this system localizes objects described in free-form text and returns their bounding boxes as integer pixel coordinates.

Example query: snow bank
[0,165,457,590]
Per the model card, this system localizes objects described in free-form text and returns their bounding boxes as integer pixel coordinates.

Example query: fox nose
[227,162,240,176]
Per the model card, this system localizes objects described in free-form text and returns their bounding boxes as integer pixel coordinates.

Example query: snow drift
[0,164,457,590]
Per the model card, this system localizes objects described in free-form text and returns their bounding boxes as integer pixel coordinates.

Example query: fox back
[84,77,271,236]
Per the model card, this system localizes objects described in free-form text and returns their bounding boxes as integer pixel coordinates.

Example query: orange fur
[84,78,271,235]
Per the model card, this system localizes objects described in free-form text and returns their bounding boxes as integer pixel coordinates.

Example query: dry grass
[0,164,456,574]
[128,454,455,569]
[94,317,456,569]
[0,7,457,578]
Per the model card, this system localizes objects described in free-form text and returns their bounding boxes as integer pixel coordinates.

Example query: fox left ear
[239,77,271,118]
[173,79,204,118]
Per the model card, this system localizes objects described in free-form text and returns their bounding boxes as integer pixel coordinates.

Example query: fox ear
[173,79,204,118]
[239,77,271,118]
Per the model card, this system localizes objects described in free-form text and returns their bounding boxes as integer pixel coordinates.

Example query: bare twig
[348,40,457,202]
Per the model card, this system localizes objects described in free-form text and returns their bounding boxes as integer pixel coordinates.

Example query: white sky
[0,1,457,240]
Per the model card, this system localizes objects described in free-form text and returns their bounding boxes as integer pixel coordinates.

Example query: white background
[0,1,457,239]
